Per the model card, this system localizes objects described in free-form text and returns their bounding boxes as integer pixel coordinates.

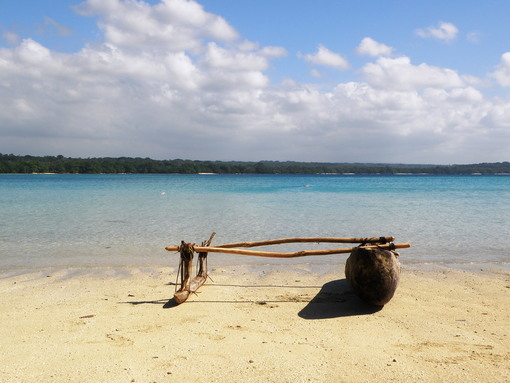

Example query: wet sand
[0,264,509,382]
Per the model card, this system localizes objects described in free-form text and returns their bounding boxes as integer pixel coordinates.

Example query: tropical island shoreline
[1,153,510,175]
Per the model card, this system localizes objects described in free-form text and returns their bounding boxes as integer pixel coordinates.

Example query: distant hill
[1,153,509,175]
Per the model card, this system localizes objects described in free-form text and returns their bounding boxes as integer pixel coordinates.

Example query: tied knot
[178,241,195,260]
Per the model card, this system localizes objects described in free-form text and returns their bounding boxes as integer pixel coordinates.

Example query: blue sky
[1,0,510,164]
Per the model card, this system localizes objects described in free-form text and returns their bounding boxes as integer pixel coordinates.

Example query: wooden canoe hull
[345,246,400,306]
[173,275,207,304]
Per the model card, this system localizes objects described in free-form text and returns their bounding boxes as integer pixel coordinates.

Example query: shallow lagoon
[1,174,509,271]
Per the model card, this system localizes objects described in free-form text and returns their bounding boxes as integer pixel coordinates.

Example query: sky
[1,1,510,164]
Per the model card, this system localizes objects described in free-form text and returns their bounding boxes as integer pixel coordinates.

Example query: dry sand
[0,264,509,383]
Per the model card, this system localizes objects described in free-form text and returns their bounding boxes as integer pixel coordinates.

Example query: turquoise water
[1,174,509,270]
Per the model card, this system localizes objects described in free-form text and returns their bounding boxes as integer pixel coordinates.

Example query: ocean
[1,173,509,272]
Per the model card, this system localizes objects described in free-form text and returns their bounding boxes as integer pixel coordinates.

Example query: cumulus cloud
[491,52,510,86]
[74,0,238,53]
[416,22,459,43]
[203,42,270,72]
[356,37,393,57]
[360,56,465,90]
[1,0,510,164]
[301,45,350,70]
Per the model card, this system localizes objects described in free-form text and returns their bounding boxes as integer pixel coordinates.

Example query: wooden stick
[165,236,396,253]
[215,236,396,248]
[189,275,207,293]
[174,233,216,304]
[165,243,410,258]
[174,242,195,304]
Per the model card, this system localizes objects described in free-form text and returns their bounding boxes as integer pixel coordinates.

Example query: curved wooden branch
[215,236,395,248]
[165,236,396,254]
[166,243,410,258]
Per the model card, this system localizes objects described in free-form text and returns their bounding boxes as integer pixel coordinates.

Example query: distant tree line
[1,153,510,175]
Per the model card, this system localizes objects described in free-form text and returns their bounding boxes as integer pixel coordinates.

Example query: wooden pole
[173,233,216,304]
[174,242,194,304]
[165,236,396,253]
[215,236,396,248]
[165,243,410,258]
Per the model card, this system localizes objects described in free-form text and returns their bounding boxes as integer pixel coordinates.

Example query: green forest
[1,153,510,175]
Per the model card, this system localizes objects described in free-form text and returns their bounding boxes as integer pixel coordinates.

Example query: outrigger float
[165,234,410,306]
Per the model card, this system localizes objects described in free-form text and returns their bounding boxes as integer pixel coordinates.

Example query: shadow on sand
[298,279,382,319]
[123,279,383,317]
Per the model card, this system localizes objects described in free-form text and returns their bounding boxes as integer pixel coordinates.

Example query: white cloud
[200,42,287,90]
[11,39,55,70]
[416,22,458,43]
[356,37,393,57]
[360,56,465,90]
[75,0,238,53]
[302,45,350,70]
[203,42,272,72]
[491,52,510,87]
[3,31,20,45]
[259,45,287,58]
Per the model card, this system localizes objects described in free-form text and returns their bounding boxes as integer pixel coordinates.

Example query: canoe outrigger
[165,233,410,306]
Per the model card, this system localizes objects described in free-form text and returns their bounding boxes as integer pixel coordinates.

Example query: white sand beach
[0,265,509,382]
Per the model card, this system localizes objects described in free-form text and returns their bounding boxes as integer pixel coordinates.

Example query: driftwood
[173,233,215,304]
[173,242,194,304]
[166,235,410,305]
[165,243,409,258]
[215,236,396,248]
[345,245,401,306]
